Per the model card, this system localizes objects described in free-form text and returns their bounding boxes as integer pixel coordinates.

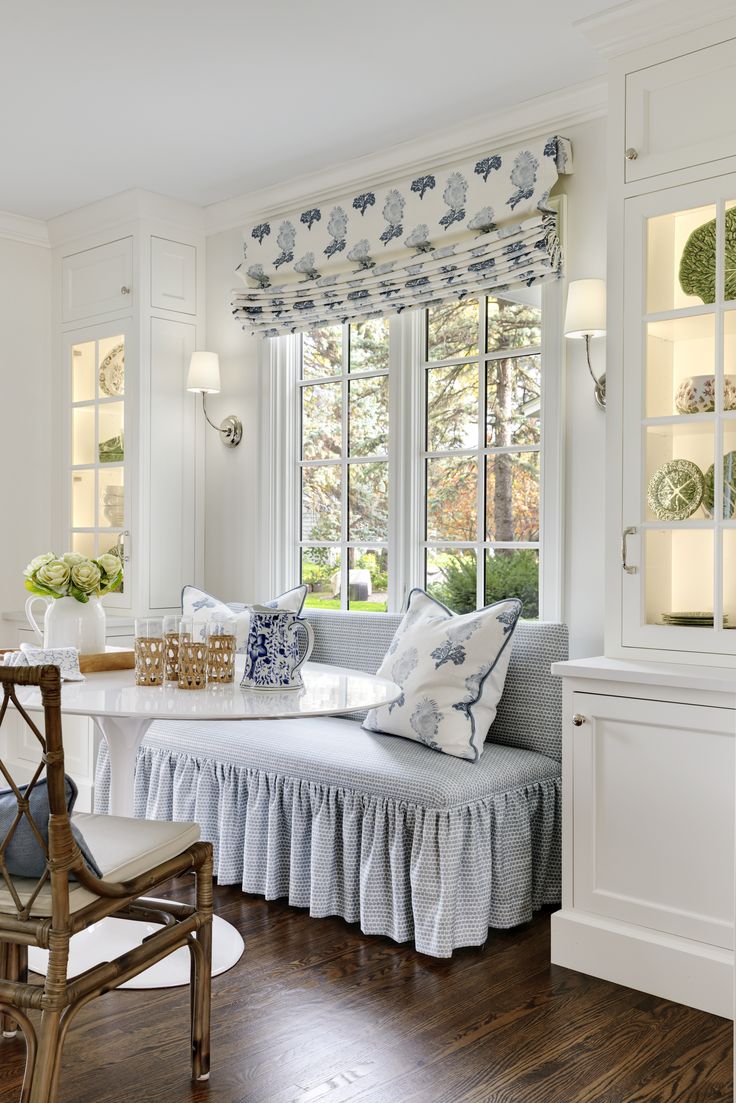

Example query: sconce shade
[186,351,221,394]
[564,278,606,339]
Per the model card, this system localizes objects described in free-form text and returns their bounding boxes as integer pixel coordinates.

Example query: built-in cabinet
[621,176,736,658]
[554,13,736,1020]
[552,660,735,1019]
[624,36,736,183]
[55,204,205,616]
[62,237,134,323]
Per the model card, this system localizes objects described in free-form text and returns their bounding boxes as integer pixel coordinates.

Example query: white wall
[203,115,608,657]
[559,117,607,657]
[0,238,52,644]
[203,230,261,603]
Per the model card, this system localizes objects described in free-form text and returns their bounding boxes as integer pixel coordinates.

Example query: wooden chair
[0,665,213,1103]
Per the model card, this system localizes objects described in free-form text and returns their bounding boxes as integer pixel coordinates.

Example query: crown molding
[0,209,49,247]
[46,188,205,249]
[203,76,607,235]
[575,0,736,59]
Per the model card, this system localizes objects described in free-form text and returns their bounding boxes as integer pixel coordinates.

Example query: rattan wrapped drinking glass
[134,618,164,686]
[163,614,182,683]
[207,617,236,684]
[178,617,207,690]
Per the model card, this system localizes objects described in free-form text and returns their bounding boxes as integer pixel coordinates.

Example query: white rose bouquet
[24,550,123,603]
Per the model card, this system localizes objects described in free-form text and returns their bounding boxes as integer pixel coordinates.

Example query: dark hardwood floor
[0,880,731,1103]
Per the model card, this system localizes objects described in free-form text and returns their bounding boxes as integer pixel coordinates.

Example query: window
[299,319,390,612]
[423,294,542,616]
[264,283,562,620]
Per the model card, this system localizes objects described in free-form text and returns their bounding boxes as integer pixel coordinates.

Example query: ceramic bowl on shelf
[674,374,736,415]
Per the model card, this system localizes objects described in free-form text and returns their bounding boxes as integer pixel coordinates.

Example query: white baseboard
[551,908,734,1020]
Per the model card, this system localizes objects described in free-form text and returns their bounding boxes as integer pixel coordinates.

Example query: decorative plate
[647,459,705,520]
[99,344,125,397]
[702,451,736,518]
[679,207,736,303]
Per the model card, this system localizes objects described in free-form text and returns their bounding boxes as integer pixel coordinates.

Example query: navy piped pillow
[0,775,101,879]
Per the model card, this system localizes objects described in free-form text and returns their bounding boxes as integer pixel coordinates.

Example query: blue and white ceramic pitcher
[241,607,315,690]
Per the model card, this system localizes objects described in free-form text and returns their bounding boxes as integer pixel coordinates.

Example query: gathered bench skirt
[94,716,561,957]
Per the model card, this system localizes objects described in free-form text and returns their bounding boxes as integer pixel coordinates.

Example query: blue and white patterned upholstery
[95,614,568,956]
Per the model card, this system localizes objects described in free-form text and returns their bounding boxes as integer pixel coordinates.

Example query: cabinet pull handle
[115,530,130,564]
[120,285,131,295]
[622,526,637,574]
[625,148,638,161]
[572,714,585,727]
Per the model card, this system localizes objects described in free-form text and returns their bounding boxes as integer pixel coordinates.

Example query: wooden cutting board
[0,648,135,673]
[79,650,135,673]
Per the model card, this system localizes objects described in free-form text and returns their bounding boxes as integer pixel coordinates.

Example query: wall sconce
[186,352,243,447]
[564,278,607,411]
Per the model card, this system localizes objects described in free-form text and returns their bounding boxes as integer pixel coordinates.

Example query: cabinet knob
[625,147,638,161]
[572,714,586,727]
[120,285,131,295]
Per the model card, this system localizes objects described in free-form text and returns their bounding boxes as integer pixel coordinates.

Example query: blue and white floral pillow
[363,589,522,762]
[181,584,307,652]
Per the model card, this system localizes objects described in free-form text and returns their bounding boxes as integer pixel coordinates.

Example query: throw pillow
[1,774,101,878]
[181,584,307,651]
[363,589,522,762]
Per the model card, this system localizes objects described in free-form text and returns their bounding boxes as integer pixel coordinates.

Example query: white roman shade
[231,135,572,337]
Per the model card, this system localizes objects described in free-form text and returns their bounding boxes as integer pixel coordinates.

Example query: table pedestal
[30,715,244,989]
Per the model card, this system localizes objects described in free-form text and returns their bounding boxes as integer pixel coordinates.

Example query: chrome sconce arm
[201,393,243,448]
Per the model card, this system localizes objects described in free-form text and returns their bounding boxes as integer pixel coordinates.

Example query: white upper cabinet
[150,236,196,315]
[625,37,736,182]
[62,237,133,323]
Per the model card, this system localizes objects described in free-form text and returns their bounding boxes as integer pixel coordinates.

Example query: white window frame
[257,280,564,621]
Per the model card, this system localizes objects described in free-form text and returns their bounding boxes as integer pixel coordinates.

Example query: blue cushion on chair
[0,775,101,878]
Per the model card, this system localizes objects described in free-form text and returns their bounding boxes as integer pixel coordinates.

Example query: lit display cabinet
[67,327,129,607]
[621,182,736,659]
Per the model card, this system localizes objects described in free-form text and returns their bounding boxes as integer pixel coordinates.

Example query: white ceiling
[2,0,611,221]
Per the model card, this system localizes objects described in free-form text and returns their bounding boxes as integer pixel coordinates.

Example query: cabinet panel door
[625,38,736,182]
[62,238,133,323]
[149,318,197,609]
[151,237,196,315]
[572,691,734,948]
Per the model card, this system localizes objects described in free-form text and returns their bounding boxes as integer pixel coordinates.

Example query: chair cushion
[0,814,200,917]
[363,589,522,761]
[141,716,560,810]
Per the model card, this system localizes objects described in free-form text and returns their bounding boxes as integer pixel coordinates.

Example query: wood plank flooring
[0,881,731,1103]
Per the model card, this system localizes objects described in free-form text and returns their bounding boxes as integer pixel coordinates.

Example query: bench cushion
[95,717,560,956]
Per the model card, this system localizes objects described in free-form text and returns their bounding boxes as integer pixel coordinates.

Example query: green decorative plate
[702,451,736,518]
[647,459,705,520]
[679,207,736,303]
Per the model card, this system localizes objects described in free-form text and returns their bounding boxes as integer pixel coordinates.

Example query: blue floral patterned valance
[231,135,572,337]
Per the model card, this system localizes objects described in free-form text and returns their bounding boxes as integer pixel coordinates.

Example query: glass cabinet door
[68,328,129,607]
[623,181,736,656]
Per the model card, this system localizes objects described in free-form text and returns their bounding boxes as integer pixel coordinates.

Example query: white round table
[18,659,400,989]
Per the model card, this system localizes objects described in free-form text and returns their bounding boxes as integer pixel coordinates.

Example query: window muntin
[295,290,548,620]
[422,294,542,617]
[299,319,390,612]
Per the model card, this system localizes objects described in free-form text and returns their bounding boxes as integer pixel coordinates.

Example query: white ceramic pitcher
[25,595,106,655]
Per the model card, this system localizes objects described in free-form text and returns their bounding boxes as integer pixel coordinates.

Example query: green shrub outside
[427,549,539,618]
